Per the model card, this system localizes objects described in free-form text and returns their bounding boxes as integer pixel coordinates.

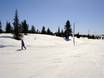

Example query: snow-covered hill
[0,34,104,78]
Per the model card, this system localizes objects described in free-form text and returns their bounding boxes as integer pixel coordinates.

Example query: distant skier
[21,39,26,50]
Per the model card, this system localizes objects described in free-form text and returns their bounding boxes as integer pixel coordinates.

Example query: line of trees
[75,32,102,39]
[0,10,103,40]
[0,10,72,40]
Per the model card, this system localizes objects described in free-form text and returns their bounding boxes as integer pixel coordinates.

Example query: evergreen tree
[60,29,64,37]
[30,25,36,33]
[58,27,60,34]
[13,10,22,40]
[0,21,3,33]
[57,27,61,36]
[56,27,61,37]
[64,20,72,40]
[21,20,29,35]
[41,26,46,34]
[47,28,53,35]
[36,29,40,34]
[5,22,13,33]
[76,32,80,38]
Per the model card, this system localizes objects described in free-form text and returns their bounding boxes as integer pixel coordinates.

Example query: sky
[0,0,104,34]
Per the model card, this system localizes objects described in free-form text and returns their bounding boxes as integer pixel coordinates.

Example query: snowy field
[0,34,104,78]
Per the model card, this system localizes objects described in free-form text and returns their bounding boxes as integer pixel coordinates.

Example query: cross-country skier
[21,39,26,50]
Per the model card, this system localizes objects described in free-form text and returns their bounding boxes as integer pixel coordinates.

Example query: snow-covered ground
[0,34,104,78]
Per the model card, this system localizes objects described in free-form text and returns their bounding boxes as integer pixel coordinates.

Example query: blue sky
[0,0,104,34]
